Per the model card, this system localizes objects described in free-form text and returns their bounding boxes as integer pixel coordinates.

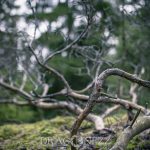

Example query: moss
[98,142,114,150]
[104,110,127,127]
[0,116,93,150]
[127,136,140,149]
[1,114,145,150]
[127,136,150,150]
[139,141,150,149]
[0,126,21,139]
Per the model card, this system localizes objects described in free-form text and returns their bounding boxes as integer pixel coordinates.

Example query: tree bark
[110,116,150,150]
[70,68,150,150]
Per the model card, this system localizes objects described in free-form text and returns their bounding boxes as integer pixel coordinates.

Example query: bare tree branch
[35,100,105,130]
[43,0,96,64]
[96,68,150,92]
[0,99,29,106]
[42,83,49,96]
[0,77,148,114]
[110,116,150,150]
[44,24,90,63]
[0,98,104,130]
[101,105,120,119]
[97,97,148,114]
[70,68,150,149]
[129,66,143,103]
[0,78,32,100]
[28,45,71,90]
[20,73,27,91]
[129,83,138,103]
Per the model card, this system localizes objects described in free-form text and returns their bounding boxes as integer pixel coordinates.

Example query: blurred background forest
[0,0,149,123]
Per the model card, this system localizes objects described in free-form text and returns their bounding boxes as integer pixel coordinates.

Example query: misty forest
[0,0,150,149]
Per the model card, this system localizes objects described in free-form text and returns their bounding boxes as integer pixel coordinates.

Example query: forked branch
[70,68,150,149]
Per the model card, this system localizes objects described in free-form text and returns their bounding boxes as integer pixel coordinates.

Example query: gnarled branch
[70,68,150,150]
[96,68,150,92]
[110,116,150,150]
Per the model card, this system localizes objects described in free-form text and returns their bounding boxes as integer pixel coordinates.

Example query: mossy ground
[0,116,93,150]
[0,113,149,150]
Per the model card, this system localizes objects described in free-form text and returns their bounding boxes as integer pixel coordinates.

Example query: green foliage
[27,2,71,22]
[0,105,39,123]
[44,55,91,91]
[37,32,64,49]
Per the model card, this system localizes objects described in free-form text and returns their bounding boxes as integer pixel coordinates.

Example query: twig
[44,23,90,63]
[130,108,141,128]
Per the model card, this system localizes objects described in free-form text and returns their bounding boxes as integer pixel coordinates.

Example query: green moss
[139,141,150,149]
[127,136,150,150]
[98,142,114,150]
[0,116,93,150]
[104,109,127,126]
[0,126,21,139]
[127,136,140,149]
[1,114,146,150]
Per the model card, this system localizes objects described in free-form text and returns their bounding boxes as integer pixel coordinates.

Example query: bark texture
[70,68,150,150]
[110,116,150,150]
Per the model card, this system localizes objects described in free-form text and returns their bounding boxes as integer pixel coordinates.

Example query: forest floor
[0,113,150,150]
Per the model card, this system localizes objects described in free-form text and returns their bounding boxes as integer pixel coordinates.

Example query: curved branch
[28,45,71,90]
[35,101,104,130]
[44,24,90,63]
[110,116,150,150]
[0,78,148,114]
[96,68,150,92]
[0,99,29,106]
[97,97,148,114]
[101,105,120,119]
[73,81,94,93]
[0,79,32,100]
[70,68,150,149]
[1,97,104,130]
